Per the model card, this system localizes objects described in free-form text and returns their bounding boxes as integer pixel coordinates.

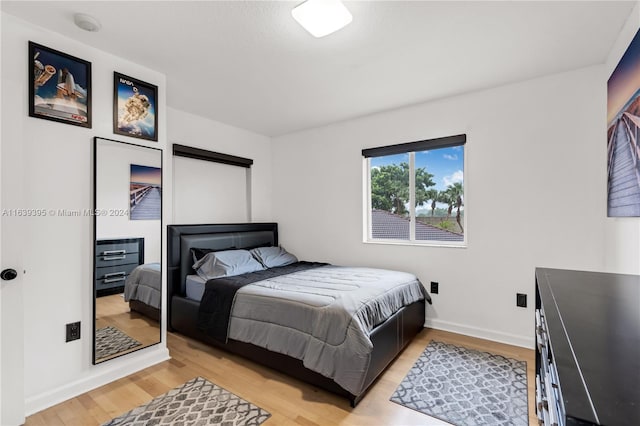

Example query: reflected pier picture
[130,164,161,220]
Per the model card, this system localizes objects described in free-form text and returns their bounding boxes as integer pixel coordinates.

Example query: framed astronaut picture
[113,72,158,141]
[29,41,92,127]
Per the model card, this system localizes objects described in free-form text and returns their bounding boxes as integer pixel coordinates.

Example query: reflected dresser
[95,238,144,296]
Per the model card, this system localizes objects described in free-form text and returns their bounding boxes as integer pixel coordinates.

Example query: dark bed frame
[167,223,426,406]
[129,299,160,322]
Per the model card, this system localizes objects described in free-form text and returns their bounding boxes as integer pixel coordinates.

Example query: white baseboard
[25,347,170,417]
[424,318,534,349]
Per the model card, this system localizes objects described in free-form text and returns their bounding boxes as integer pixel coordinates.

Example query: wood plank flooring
[26,328,536,425]
[94,294,160,362]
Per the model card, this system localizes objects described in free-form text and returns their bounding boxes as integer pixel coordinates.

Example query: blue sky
[370,146,464,192]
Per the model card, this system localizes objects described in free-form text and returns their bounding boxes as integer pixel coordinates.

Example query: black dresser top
[536,268,640,426]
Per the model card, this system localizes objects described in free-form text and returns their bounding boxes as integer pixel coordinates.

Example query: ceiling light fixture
[73,13,102,32]
[291,0,353,38]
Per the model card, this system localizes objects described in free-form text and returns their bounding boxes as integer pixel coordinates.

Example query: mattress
[124,262,161,309]
[197,264,428,396]
[186,274,206,301]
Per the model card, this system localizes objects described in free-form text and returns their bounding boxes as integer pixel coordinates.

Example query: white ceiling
[2,1,635,136]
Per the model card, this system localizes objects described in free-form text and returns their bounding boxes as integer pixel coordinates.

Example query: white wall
[173,156,249,224]
[1,12,170,418]
[167,107,272,223]
[272,66,608,348]
[604,2,640,275]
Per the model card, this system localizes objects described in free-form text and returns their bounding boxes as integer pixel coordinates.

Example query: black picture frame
[113,72,158,142]
[29,41,92,128]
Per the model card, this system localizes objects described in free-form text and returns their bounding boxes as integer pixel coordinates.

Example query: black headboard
[166,223,278,320]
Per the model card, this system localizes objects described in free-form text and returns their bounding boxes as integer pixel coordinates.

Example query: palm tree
[441,188,455,219]
[446,182,464,232]
[426,189,439,216]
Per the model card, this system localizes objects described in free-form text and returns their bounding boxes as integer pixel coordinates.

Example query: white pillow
[193,249,264,280]
[250,246,298,268]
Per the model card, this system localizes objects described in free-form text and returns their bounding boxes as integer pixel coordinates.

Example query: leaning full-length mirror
[93,137,162,364]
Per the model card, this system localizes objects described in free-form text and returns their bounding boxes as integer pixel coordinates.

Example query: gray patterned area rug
[102,377,271,426]
[390,341,528,426]
[95,326,142,360]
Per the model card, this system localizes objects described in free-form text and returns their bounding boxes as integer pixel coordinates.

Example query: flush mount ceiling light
[291,0,353,38]
[73,13,102,32]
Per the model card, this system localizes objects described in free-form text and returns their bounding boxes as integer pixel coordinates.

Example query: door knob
[1,269,18,281]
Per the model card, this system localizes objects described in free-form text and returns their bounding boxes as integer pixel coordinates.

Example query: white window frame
[362,135,467,248]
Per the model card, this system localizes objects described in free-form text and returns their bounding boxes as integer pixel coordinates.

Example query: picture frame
[607,28,640,217]
[29,41,92,128]
[113,72,158,142]
[130,163,162,220]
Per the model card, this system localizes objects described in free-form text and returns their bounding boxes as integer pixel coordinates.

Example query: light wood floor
[95,294,160,362]
[26,328,536,425]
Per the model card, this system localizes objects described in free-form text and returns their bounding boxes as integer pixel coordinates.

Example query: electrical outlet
[430,281,439,294]
[66,321,81,342]
[516,293,527,308]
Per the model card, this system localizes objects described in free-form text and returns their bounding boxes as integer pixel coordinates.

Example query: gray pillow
[250,246,298,268]
[190,247,236,267]
[193,249,264,280]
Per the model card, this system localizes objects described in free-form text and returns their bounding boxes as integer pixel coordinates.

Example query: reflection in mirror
[93,137,162,364]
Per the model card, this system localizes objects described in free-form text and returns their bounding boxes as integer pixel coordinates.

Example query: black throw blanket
[197,261,327,342]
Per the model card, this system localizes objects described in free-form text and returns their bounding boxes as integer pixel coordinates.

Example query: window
[363,134,466,246]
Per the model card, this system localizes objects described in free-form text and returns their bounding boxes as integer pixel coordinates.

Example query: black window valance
[173,144,253,168]
[362,134,466,158]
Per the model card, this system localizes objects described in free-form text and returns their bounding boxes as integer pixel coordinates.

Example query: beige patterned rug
[95,326,141,360]
[390,341,528,426]
[102,377,271,426]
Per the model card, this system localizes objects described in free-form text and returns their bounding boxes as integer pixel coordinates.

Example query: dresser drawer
[95,238,144,296]
[95,252,140,267]
[95,241,141,256]
[95,276,127,290]
[95,262,140,281]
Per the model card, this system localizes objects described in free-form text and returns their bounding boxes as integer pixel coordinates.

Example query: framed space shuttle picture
[113,72,158,142]
[29,41,92,128]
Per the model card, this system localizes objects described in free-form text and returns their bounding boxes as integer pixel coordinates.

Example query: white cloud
[443,154,458,160]
[443,170,464,187]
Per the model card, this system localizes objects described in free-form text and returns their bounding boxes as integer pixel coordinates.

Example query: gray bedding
[124,262,161,310]
[225,265,428,396]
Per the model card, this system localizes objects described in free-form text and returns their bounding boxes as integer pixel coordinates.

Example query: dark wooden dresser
[535,268,640,426]
[95,238,144,296]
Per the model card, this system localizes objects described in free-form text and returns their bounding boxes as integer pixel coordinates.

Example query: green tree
[440,188,454,219]
[442,182,464,232]
[426,189,439,216]
[371,162,435,215]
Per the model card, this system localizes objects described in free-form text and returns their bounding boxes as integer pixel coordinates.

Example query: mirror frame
[92,136,163,364]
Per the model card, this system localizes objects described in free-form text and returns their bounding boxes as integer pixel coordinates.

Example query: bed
[124,262,161,321]
[167,223,430,406]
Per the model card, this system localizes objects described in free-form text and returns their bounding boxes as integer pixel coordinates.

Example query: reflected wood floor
[94,294,160,361]
[26,328,536,425]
